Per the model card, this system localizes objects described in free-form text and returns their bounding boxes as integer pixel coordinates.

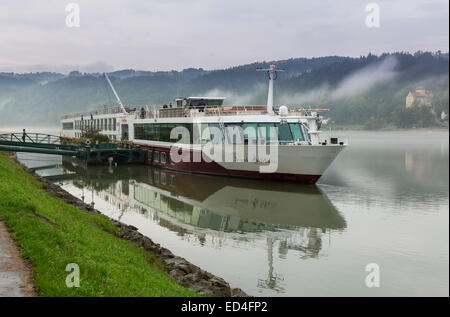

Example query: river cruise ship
[60,64,346,183]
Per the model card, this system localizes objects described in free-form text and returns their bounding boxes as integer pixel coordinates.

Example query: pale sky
[0,0,448,73]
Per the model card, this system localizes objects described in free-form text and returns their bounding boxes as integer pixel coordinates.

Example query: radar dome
[279,105,288,116]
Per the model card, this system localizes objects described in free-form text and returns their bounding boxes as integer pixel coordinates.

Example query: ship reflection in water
[52,160,346,294]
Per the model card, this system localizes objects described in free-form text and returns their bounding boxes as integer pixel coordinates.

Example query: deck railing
[61,105,326,120]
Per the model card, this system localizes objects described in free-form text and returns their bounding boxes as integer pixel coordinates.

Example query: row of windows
[74,132,117,140]
[147,150,170,164]
[74,118,117,131]
[134,122,310,144]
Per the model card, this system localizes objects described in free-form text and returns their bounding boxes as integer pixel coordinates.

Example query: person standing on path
[22,129,26,142]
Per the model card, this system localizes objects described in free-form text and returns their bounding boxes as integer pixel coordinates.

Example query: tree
[364,117,387,130]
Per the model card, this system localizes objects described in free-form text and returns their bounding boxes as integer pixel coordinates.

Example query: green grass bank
[0,152,199,296]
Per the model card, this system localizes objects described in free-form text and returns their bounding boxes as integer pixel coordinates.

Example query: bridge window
[113,118,116,131]
[154,151,159,162]
[276,123,293,144]
[289,123,305,142]
[300,124,310,142]
[161,152,166,164]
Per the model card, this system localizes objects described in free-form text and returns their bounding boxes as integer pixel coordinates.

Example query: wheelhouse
[175,97,226,109]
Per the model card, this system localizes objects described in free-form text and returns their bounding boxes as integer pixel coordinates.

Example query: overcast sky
[0,0,448,73]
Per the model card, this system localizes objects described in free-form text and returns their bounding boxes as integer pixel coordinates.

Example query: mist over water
[15,128,449,296]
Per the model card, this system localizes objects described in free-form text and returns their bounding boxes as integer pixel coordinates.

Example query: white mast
[257,62,285,115]
[104,73,127,114]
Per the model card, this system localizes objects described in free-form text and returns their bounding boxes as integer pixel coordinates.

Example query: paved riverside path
[0,222,36,297]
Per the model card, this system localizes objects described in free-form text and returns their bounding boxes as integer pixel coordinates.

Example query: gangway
[0,132,145,164]
[0,133,78,151]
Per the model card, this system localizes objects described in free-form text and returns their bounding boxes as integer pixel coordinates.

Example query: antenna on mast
[104,73,127,114]
[257,61,285,115]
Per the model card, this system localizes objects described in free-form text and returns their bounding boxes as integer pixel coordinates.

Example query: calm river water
[11,129,449,296]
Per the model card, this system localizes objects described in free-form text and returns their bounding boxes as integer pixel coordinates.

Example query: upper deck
[60,96,328,123]
[60,105,133,120]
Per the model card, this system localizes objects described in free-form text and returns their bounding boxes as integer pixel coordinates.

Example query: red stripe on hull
[138,144,321,184]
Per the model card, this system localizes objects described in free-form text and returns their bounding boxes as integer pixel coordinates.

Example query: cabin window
[161,173,166,185]
[160,124,170,142]
[62,122,74,130]
[134,124,145,140]
[199,124,211,144]
[208,123,223,144]
[242,124,258,144]
[225,124,244,144]
[133,123,193,143]
[154,151,159,162]
[147,150,153,163]
[161,152,166,164]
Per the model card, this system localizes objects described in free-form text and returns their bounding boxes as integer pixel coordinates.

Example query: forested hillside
[0,52,448,129]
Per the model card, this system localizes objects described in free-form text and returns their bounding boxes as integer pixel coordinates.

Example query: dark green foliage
[364,117,387,130]
[393,106,436,128]
[90,133,110,144]
[0,52,448,128]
